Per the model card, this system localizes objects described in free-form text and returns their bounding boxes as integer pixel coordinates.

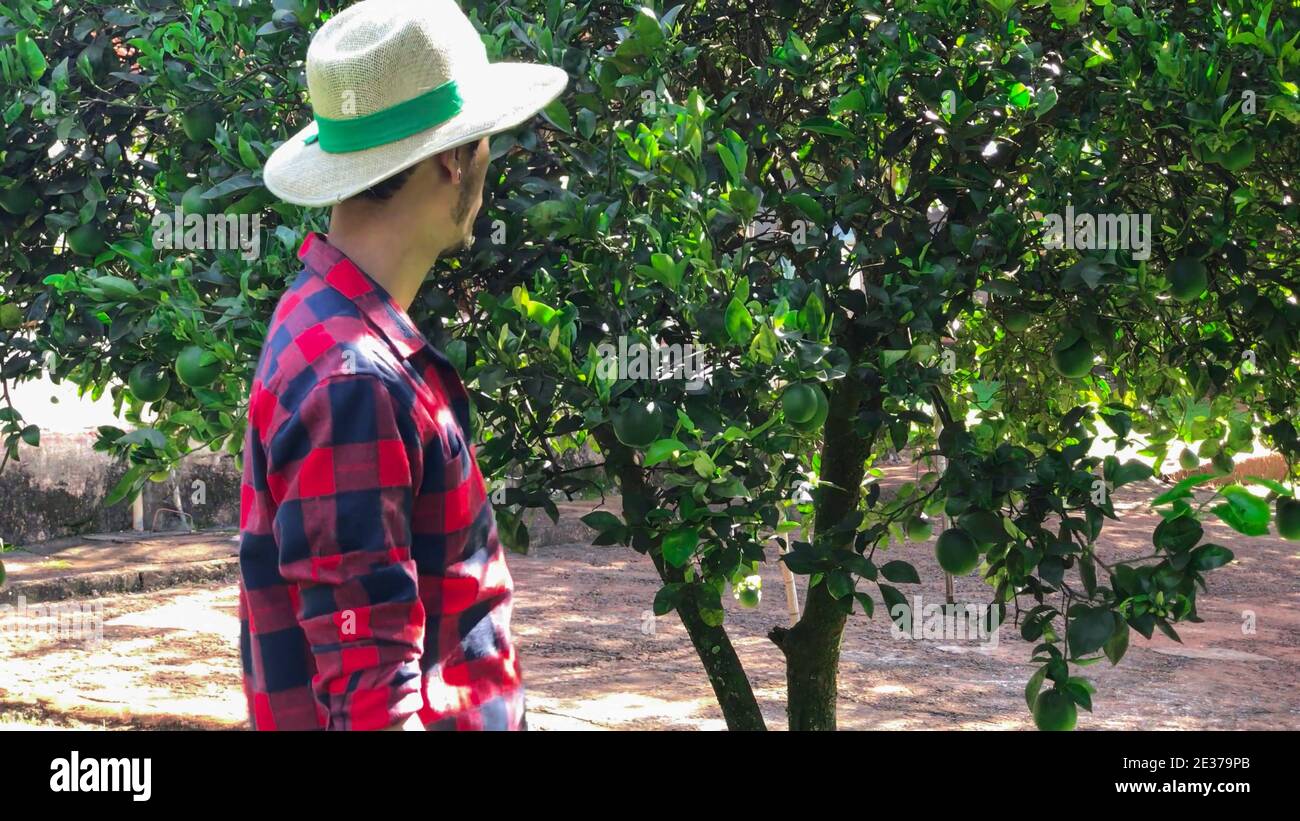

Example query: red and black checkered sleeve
[265,373,427,730]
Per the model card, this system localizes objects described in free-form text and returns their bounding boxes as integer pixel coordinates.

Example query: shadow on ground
[1,477,1297,730]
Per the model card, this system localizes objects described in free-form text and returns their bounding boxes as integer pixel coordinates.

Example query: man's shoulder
[254,271,410,410]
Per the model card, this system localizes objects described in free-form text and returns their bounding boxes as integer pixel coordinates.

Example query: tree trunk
[593,426,767,731]
[648,549,767,730]
[771,370,875,730]
[774,580,845,730]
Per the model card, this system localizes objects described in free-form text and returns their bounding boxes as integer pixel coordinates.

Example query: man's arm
[381,713,426,731]
[267,372,427,730]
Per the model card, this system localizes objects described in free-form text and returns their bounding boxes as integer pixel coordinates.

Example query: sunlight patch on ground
[105,597,240,640]
[1147,645,1275,663]
[867,684,914,697]
[528,691,724,730]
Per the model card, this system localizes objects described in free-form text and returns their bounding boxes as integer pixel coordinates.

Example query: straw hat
[263,0,569,207]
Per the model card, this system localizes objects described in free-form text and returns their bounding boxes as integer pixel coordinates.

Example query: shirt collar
[297,231,429,360]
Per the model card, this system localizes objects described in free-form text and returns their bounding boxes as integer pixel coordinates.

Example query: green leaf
[1191,543,1235,571]
[653,582,685,616]
[800,116,855,139]
[20,425,40,446]
[202,174,260,199]
[1103,618,1129,665]
[580,511,624,533]
[727,187,758,221]
[1006,82,1032,109]
[695,584,725,626]
[784,193,825,224]
[853,591,875,618]
[236,137,261,171]
[692,451,715,478]
[881,349,909,368]
[444,339,467,374]
[1152,513,1202,553]
[880,560,920,584]
[710,477,750,499]
[721,426,747,442]
[541,99,572,134]
[1036,84,1058,118]
[661,527,699,567]
[1025,665,1048,711]
[91,275,139,300]
[716,143,741,185]
[748,322,779,363]
[879,584,909,629]
[644,438,688,467]
[119,428,167,449]
[1067,607,1115,657]
[1154,618,1182,643]
[1212,485,1270,536]
[15,31,47,81]
[722,128,748,178]
[524,299,557,326]
[1064,677,1094,711]
[631,6,664,46]
[1110,459,1152,487]
[781,548,823,575]
[830,88,867,115]
[104,465,145,507]
[826,569,853,599]
[648,252,683,288]
[1049,0,1086,25]
[799,292,826,337]
[840,552,876,580]
[1243,476,1291,497]
[525,199,567,231]
[983,0,1019,18]
[724,297,754,343]
[1152,473,1217,505]
[1218,140,1255,172]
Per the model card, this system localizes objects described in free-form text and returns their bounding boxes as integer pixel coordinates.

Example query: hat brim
[263,62,569,207]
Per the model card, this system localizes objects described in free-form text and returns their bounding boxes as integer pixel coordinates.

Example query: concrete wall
[0,432,240,547]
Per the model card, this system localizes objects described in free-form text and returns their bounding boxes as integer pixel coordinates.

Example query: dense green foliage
[2,0,1298,729]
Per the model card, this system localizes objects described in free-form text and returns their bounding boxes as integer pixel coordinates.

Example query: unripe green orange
[935,528,980,575]
[181,104,220,142]
[1033,689,1077,731]
[959,510,1007,546]
[176,345,222,388]
[181,184,216,215]
[67,223,106,257]
[1277,498,1300,541]
[1002,309,1032,333]
[1051,337,1093,379]
[1169,257,1207,302]
[612,400,664,449]
[782,383,819,424]
[128,362,171,403]
[906,516,932,542]
[793,385,829,434]
[0,303,22,330]
[0,183,38,215]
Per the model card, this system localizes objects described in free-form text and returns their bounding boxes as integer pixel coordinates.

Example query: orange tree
[2,0,1299,730]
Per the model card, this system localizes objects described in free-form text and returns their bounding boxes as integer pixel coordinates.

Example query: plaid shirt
[238,231,525,730]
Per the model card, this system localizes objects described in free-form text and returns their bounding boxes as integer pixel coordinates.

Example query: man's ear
[434,147,462,184]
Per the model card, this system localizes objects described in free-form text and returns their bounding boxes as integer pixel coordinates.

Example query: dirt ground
[1,482,1297,730]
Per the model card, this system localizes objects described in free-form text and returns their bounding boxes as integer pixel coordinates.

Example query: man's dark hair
[356,165,416,202]
[354,139,481,202]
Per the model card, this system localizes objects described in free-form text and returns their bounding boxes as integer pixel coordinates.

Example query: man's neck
[325,209,441,312]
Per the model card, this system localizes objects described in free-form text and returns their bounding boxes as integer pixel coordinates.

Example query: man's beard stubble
[448,180,477,252]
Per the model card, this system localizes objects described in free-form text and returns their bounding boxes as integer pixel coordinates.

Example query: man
[239,0,567,730]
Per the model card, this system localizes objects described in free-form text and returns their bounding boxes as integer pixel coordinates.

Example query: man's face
[448,137,491,251]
